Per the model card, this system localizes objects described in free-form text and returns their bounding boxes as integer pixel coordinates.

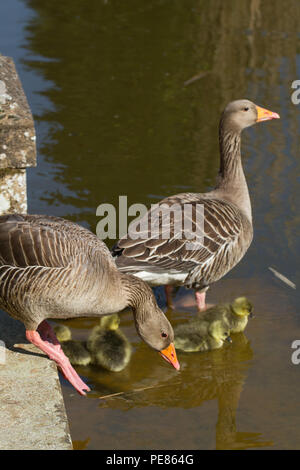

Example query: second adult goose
[112,100,279,310]
[0,214,179,395]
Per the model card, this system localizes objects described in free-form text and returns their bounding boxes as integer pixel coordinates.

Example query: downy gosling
[87,314,132,372]
[174,319,231,353]
[54,324,92,366]
[200,297,253,334]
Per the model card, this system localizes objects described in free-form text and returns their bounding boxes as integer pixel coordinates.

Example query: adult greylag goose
[112,100,279,310]
[0,214,179,395]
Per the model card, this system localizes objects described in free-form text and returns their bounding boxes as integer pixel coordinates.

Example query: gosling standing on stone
[174,319,231,353]
[87,314,132,372]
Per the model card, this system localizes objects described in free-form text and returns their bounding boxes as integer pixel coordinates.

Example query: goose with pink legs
[112,100,280,311]
[0,214,179,395]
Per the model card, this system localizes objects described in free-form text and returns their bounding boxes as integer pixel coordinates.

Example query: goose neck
[218,126,242,184]
[120,273,151,317]
[216,121,252,222]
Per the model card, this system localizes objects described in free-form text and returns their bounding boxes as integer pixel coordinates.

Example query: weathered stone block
[0,56,36,169]
[0,57,72,450]
[0,168,27,214]
[0,55,36,215]
[0,311,73,450]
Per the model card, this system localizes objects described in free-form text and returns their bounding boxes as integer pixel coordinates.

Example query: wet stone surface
[0,311,73,450]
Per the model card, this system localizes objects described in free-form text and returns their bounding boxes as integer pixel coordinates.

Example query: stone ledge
[0,311,73,450]
[0,55,72,450]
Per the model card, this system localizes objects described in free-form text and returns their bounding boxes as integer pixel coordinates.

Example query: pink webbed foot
[26,321,90,396]
[164,285,174,310]
[195,291,207,312]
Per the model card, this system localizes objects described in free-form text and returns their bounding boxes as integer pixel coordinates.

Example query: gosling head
[54,324,72,342]
[221,99,280,133]
[99,313,120,330]
[231,297,253,318]
[208,321,232,344]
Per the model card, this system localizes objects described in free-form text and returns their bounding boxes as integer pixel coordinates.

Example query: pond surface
[1,0,300,449]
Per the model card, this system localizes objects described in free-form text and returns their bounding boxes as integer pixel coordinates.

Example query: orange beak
[159,342,180,370]
[256,105,280,122]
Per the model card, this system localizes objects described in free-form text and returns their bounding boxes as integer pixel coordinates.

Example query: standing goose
[0,214,179,395]
[112,100,279,310]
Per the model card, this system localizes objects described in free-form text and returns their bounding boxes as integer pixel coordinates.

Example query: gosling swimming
[174,319,231,352]
[87,314,132,372]
[54,324,92,366]
[200,297,253,334]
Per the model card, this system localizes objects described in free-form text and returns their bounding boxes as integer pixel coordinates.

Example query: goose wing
[112,193,252,288]
[0,214,107,269]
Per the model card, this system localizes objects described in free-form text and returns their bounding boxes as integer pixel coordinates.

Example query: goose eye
[161,332,168,338]
[243,107,249,111]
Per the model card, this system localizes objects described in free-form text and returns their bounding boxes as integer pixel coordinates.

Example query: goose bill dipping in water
[0,214,180,395]
[112,100,280,311]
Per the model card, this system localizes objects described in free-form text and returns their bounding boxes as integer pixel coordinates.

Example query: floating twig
[183,71,210,87]
[98,381,180,400]
[268,267,296,289]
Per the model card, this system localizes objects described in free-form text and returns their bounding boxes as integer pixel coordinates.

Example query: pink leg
[165,285,174,309]
[26,321,90,396]
[195,291,207,312]
[37,320,61,344]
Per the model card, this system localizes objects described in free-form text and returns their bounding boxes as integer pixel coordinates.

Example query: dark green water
[1,0,300,449]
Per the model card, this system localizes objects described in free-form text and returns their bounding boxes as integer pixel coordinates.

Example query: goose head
[231,297,253,318]
[134,301,180,370]
[221,99,280,132]
[127,276,180,370]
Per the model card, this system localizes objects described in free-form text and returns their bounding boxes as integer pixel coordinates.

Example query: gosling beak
[249,311,254,319]
[256,105,280,122]
[159,342,180,370]
[226,336,232,343]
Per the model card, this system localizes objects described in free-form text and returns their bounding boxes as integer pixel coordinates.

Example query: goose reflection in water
[72,320,273,450]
